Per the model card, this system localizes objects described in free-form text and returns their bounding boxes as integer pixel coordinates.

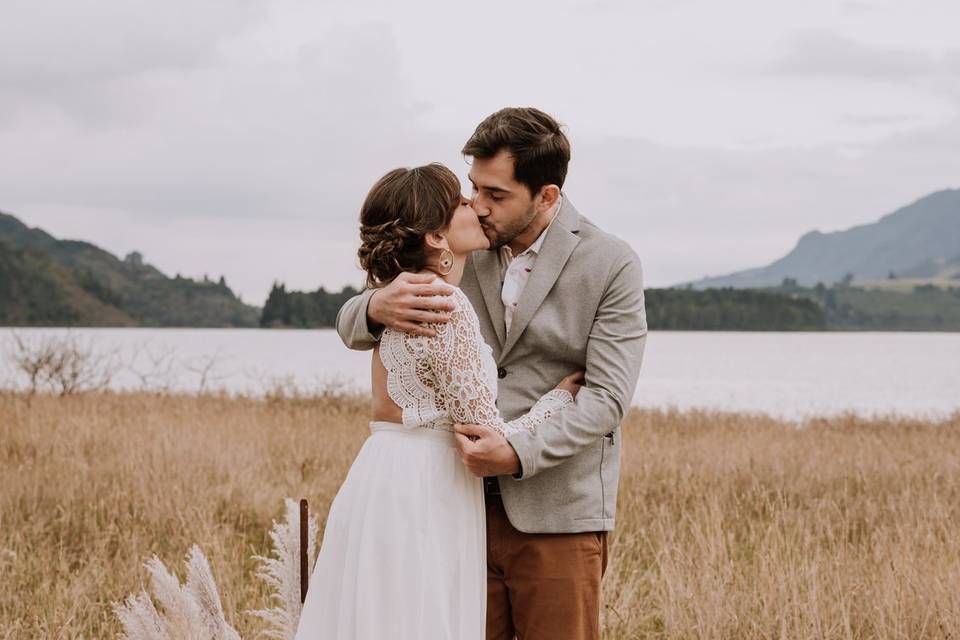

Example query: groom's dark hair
[462,107,570,197]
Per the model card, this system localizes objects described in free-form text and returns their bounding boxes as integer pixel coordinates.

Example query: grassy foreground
[1,391,959,639]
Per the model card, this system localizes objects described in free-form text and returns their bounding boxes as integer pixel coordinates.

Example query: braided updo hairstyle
[357,163,462,288]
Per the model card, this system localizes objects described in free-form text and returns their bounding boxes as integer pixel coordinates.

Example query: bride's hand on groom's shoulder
[368,272,456,337]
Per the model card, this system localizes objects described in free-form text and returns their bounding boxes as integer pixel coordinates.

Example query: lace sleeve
[429,291,573,437]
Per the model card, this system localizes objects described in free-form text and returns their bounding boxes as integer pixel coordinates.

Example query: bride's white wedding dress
[293,280,572,640]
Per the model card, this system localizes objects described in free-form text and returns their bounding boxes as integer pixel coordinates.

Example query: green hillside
[791,280,960,331]
[0,211,259,327]
[0,241,130,326]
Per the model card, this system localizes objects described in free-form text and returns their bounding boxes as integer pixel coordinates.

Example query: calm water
[1,328,958,421]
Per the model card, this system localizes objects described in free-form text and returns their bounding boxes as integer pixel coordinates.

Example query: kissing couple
[294,107,647,640]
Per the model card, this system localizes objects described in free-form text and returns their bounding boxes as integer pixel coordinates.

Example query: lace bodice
[378,281,573,436]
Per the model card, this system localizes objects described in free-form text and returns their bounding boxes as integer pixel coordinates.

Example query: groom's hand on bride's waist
[368,272,456,337]
[453,424,522,477]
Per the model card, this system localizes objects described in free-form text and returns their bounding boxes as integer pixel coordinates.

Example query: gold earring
[438,249,454,275]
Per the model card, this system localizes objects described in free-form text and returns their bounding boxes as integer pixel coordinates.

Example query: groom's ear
[536,184,561,213]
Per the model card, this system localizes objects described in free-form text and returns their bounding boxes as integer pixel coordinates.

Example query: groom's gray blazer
[336,198,647,534]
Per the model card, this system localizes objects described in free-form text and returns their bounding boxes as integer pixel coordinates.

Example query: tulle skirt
[293,421,487,640]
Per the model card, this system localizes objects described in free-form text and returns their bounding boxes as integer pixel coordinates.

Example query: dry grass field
[1,390,959,639]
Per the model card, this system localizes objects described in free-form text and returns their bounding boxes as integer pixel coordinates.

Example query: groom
[336,107,646,640]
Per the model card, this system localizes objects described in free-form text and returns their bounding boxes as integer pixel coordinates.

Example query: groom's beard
[481,202,537,249]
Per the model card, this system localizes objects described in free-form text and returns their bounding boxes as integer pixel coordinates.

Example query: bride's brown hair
[357,163,462,288]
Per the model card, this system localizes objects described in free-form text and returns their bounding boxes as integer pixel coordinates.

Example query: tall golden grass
[1,390,958,639]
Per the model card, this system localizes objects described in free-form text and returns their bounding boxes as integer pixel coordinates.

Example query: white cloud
[1,0,958,302]
[769,30,936,80]
[0,0,266,125]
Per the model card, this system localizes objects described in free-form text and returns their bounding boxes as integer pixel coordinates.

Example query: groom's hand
[368,272,456,337]
[453,424,522,477]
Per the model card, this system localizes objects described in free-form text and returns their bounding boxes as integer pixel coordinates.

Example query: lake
[1,328,958,421]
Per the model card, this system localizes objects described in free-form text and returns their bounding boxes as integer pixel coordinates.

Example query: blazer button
[497,367,507,379]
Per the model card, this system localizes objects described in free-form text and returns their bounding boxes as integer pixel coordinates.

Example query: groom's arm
[335,289,382,351]
[506,249,647,479]
[335,273,458,351]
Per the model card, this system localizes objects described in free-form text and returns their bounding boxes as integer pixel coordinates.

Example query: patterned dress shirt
[497,197,563,334]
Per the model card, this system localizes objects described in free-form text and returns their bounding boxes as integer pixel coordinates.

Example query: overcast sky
[2,0,958,304]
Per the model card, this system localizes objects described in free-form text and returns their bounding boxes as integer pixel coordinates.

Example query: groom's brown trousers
[484,478,609,640]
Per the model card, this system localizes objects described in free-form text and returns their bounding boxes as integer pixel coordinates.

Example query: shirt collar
[500,196,563,261]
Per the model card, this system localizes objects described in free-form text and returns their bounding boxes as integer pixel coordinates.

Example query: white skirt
[294,421,487,640]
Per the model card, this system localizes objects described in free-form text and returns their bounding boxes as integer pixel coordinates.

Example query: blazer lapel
[471,249,507,348]
[500,199,581,359]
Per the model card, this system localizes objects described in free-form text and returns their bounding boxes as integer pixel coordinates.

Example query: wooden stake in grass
[300,498,309,604]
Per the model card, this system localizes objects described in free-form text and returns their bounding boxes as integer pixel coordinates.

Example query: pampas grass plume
[248,498,320,639]
[114,499,316,640]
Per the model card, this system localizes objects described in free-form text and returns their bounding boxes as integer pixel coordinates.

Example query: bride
[293,163,583,639]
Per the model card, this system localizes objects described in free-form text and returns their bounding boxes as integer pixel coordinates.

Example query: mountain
[0,211,260,327]
[688,189,960,289]
[899,251,960,279]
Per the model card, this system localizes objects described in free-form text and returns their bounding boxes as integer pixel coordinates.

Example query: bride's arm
[429,293,573,437]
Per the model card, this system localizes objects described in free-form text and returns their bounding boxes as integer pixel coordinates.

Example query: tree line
[261,283,828,331]
[260,283,362,328]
